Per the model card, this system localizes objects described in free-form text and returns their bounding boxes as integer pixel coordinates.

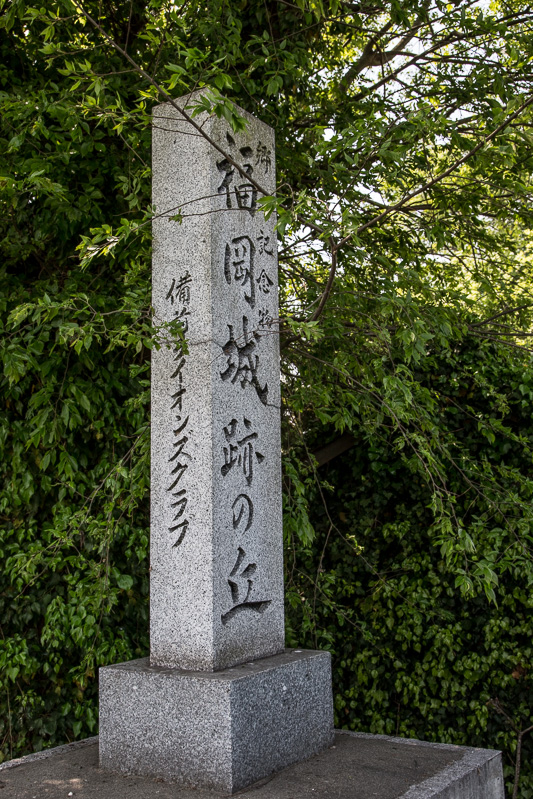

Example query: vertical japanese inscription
[218,136,276,626]
[219,222,276,407]
[165,271,192,547]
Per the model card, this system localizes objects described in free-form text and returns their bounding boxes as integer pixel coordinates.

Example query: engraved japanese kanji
[220,316,268,405]
[221,417,264,485]
[221,547,271,625]
[224,236,255,307]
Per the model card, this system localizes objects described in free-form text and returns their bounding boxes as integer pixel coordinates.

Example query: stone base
[0,731,505,799]
[98,648,334,793]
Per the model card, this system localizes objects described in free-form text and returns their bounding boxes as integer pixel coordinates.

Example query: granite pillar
[98,92,334,792]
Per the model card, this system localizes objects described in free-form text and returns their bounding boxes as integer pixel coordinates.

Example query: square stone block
[99,649,334,793]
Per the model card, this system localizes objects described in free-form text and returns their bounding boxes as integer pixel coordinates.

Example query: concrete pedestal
[0,730,505,799]
[98,649,334,793]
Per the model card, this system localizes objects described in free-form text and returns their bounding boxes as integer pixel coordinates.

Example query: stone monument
[98,93,334,793]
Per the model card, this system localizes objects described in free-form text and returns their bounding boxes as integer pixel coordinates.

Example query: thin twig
[341,91,533,246]
[513,725,533,799]
[69,0,270,198]
[310,243,338,322]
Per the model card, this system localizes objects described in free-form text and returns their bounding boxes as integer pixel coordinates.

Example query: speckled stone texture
[98,96,334,792]
[150,93,284,672]
[98,650,334,794]
[0,732,505,799]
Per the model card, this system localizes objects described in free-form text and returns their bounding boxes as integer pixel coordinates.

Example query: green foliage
[2,0,533,795]
[286,337,533,796]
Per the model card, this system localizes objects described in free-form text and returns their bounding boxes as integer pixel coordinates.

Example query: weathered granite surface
[150,93,284,672]
[99,95,334,791]
[99,650,334,793]
[0,731,505,799]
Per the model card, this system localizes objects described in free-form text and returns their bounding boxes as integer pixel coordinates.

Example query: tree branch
[513,725,533,799]
[336,92,533,246]
[69,0,270,198]
[310,243,338,322]
[341,3,429,89]
[348,9,533,101]
[470,304,533,328]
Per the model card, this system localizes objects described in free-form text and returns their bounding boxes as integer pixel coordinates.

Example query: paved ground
[0,732,500,799]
